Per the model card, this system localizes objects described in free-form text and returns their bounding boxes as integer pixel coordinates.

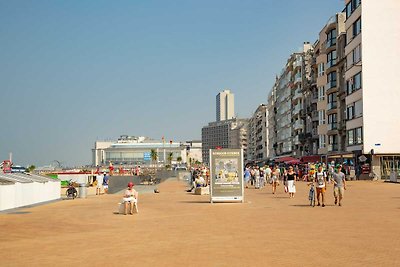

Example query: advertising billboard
[209,149,244,203]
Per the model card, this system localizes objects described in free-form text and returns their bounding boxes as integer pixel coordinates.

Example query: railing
[326,39,336,49]
[293,89,303,100]
[327,80,337,89]
[293,120,304,130]
[327,101,337,110]
[292,104,302,115]
[327,123,338,131]
[328,143,339,152]
[326,59,337,69]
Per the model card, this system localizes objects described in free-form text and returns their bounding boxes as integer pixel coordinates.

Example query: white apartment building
[216,89,235,121]
[344,0,400,179]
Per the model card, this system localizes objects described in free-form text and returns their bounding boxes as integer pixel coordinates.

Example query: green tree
[27,165,36,173]
[167,152,173,165]
[177,156,182,165]
[150,149,158,168]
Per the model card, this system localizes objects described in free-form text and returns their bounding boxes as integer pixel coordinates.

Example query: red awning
[274,157,297,163]
[286,159,301,165]
[300,155,322,163]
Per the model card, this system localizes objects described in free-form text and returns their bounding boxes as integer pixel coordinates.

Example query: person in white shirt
[314,165,327,207]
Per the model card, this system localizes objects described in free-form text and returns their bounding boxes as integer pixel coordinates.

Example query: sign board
[143,152,151,161]
[359,155,367,162]
[209,149,244,203]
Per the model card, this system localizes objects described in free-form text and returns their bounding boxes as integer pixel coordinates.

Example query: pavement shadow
[179,200,210,204]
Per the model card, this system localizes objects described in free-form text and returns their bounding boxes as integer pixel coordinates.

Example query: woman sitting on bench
[123,182,138,215]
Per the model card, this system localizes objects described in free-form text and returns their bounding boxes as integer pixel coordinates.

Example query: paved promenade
[1,179,399,267]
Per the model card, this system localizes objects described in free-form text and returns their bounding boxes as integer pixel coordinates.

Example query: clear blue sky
[0,0,344,167]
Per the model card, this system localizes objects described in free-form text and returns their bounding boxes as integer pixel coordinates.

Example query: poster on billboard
[209,149,244,203]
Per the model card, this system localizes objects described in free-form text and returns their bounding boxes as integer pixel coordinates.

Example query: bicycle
[308,183,316,207]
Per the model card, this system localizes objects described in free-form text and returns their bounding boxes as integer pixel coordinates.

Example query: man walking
[331,165,346,206]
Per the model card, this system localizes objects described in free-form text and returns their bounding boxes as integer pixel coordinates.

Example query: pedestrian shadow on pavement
[291,204,336,208]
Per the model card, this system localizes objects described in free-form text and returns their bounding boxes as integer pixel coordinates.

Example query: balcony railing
[327,123,338,131]
[327,101,337,110]
[326,39,336,49]
[293,89,303,100]
[326,59,337,69]
[293,59,302,69]
[293,120,304,130]
[328,143,339,152]
[293,104,302,115]
[327,80,337,89]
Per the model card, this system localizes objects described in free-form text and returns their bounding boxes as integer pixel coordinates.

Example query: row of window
[318,127,363,149]
[348,127,363,146]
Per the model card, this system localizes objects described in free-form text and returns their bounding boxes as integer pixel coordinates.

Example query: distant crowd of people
[244,162,347,206]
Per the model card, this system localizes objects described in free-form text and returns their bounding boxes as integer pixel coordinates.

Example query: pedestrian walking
[285,166,297,198]
[271,166,280,194]
[254,166,261,189]
[259,167,265,189]
[96,172,103,195]
[103,172,109,194]
[314,165,327,207]
[244,167,251,188]
[330,165,346,206]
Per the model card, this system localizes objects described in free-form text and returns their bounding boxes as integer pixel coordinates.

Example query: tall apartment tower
[216,89,235,121]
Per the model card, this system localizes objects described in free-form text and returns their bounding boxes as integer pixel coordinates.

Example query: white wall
[0,181,60,211]
[362,0,400,154]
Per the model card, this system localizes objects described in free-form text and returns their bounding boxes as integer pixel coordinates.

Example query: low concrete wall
[108,170,179,194]
[0,181,61,211]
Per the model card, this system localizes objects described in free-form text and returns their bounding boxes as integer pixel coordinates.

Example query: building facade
[216,89,235,122]
[92,136,202,167]
[201,118,249,165]
[248,104,268,163]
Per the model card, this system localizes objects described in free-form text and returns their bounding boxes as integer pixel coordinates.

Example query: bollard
[78,183,87,198]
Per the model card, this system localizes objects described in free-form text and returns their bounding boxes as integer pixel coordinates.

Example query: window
[318,86,325,101]
[348,130,354,145]
[318,63,325,77]
[328,113,337,124]
[318,110,325,125]
[353,18,361,37]
[327,72,337,88]
[346,0,361,19]
[353,45,361,64]
[327,29,337,47]
[347,72,362,95]
[327,50,337,68]
[319,135,326,148]
[347,127,363,146]
[346,105,354,120]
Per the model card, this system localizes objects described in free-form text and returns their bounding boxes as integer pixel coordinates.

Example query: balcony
[327,80,337,89]
[294,75,302,84]
[311,111,319,121]
[328,143,339,152]
[326,59,337,69]
[293,89,303,101]
[293,135,301,145]
[327,101,337,110]
[293,59,302,69]
[292,103,302,115]
[327,123,338,131]
[326,39,336,49]
[293,120,304,130]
